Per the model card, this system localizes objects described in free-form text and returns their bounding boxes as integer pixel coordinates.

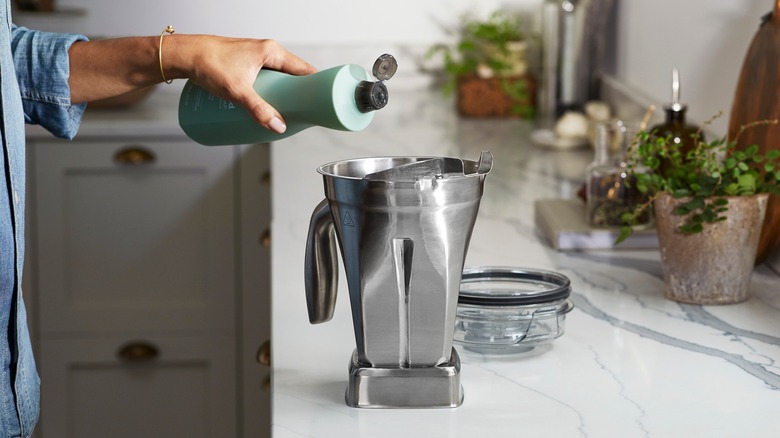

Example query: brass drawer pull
[257,339,271,366]
[114,146,155,165]
[260,171,271,186]
[260,229,271,248]
[118,341,159,362]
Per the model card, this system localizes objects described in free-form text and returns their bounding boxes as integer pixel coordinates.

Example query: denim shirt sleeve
[10,25,88,140]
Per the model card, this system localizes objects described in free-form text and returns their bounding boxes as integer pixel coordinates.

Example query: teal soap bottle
[178,54,397,146]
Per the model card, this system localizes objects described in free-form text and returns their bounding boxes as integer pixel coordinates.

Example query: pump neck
[664,104,687,125]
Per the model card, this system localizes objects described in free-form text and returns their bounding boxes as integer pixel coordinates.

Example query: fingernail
[269,116,287,134]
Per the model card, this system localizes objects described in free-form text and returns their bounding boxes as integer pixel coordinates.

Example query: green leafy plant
[500,79,534,118]
[617,113,780,244]
[426,10,534,117]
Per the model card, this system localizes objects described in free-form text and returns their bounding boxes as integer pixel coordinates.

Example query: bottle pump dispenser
[650,68,702,176]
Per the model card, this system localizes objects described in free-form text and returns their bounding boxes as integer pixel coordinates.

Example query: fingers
[237,89,287,134]
[189,37,315,134]
[258,40,317,76]
[278,54,317,76]
[239,40,314,133]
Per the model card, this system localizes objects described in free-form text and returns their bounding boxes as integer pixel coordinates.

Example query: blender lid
[459,267,571,306]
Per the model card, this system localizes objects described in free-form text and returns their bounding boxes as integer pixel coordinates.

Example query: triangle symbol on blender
[343,211,355,227]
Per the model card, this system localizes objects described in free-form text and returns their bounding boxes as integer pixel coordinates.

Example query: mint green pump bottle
[178,54,397,146]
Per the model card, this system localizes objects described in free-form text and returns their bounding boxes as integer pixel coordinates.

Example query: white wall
[20,0,770,136]
[20,0,541,88]
[48,0,542,44]
[611,0,772,136]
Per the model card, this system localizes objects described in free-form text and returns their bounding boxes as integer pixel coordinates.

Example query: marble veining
[571,293,780,390]
[271,89,780,437]
[587,343,650,436]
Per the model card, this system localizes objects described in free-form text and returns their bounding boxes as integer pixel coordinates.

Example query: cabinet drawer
[39,335,236,438]
[31,140,238,335]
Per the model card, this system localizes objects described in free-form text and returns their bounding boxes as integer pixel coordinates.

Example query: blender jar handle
[304,199,339,324]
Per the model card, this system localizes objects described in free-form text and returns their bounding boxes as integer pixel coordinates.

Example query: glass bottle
[586,120,652,227]
[650,69,702,177]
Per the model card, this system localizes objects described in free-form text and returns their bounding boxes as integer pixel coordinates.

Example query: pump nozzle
[355,54,397,113]
[356,81,389,112]
[669,68,685,112]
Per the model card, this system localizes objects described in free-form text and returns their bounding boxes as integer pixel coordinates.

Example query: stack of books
[534,198,658,251]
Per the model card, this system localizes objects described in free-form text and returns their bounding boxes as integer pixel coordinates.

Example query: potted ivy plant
[427,10,535,118]
[618,114,780,304]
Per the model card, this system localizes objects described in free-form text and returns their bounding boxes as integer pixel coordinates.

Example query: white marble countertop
[34,83,780,437]
[270,89,780,437]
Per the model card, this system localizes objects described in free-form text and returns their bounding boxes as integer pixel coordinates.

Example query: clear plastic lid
[458,267,571,306]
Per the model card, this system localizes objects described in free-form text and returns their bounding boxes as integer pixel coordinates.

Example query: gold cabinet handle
[260,229,271,248]
[114,146,155,165]
[256,340,271,366]
[118,341,159,362]
[257,340,272,392]
[260,171,271,186]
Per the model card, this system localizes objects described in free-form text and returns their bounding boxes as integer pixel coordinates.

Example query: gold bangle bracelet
[159,25,175,84]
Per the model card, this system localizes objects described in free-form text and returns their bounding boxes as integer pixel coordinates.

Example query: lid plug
[372,54,398,81]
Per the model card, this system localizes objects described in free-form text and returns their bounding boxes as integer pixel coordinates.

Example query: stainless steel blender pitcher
[304,151,492,408]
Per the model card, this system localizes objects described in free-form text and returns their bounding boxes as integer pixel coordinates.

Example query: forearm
[68,35,171,103]
[67,34,246,103]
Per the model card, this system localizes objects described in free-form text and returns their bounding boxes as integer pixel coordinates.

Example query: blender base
[345,347,463,408]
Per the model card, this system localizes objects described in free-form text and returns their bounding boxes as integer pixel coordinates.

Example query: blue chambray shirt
[1,1,87,436]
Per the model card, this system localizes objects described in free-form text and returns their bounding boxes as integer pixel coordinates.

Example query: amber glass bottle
[650,69,701,177]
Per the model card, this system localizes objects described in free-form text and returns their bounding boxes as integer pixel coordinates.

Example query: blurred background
[13,0,774,136]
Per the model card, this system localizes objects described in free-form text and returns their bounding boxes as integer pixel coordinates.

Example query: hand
[171,36,317,133]
[68,34,316,133]
[68,33,316,133]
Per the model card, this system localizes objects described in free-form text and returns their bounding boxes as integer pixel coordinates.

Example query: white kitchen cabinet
[39,335,236,438]
[33,140,236,335]
[25,136,271,438]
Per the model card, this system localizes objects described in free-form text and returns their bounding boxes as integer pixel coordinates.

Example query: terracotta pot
[654,192,768,304]
[456,74,536,118]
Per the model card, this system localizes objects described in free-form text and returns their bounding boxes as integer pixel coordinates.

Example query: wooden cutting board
[729,0,780,264]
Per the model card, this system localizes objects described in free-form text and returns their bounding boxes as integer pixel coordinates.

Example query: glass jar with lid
[585,120,652,228]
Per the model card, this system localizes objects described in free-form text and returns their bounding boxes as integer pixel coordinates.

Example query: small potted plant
[427,10,535,118]
[618,114,780,304]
